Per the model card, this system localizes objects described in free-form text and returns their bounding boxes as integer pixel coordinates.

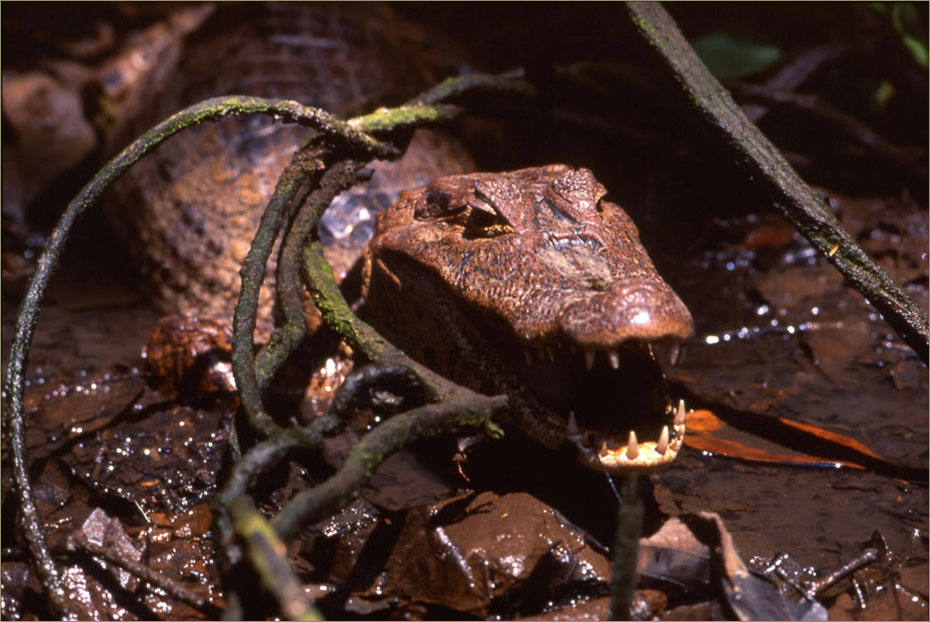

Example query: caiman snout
[559,278,694,346]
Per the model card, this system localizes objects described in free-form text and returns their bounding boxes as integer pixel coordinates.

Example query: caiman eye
[462,190,514,239]
[464,204,514,239]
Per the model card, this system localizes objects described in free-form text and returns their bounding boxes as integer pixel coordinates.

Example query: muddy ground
[2,3,927,620]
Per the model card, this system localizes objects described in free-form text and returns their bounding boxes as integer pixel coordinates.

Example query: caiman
[108,5,694,473]
[363,165,694,472]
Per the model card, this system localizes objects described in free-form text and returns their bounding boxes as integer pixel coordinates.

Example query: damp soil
[4,197,926,619]
[3,3,928,621]
[649,191,928,571]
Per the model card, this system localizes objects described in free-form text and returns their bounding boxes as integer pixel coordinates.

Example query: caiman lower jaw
[506,337,688,474]
[578,398,687,472]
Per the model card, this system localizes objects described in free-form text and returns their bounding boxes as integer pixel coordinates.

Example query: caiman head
[362,165,694,473]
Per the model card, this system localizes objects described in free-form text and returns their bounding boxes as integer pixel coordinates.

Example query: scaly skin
[363,165,694,472]
[105,3,472,324]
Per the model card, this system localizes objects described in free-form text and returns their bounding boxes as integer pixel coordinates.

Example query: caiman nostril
[610,279,692,332]
[559,278,694,344]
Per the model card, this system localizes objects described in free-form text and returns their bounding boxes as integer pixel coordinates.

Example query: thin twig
[349,103,464,134]
[403,70,535,106]
[301,241,397,361]
[69,530,218,615]
[732,81,924,172]
[742,43,847,123]
[802,547,879,600]
[213,415,343,550]
[231,152,321,437]
[301,241,477,399]
[327,364,428,420]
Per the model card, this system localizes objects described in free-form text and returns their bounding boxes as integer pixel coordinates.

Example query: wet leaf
[351,491,612,618]
[686,513,828,622]
[67,399,232,514]
[25,370,145,458]
[637,516,712,593]
[683,409,926,479]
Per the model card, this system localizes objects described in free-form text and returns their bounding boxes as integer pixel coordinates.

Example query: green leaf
[692,32,783,81]
[891,2,921,35]
[902,35,929,67]
[891,3,929,67]
[872,3,928,67]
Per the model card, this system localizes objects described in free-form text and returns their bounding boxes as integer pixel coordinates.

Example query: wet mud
[3,3,927,620]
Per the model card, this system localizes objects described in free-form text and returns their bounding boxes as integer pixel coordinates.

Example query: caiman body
[106,2,472,323]
[363,165,694,472]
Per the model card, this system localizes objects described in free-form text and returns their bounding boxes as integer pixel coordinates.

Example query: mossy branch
[271,393,505,541]
[403,69,536,106]
[208,72,525,606]
[230,153,320,437]
[301,241,482,400]
[227,495,323,621]
[1,94,375,619]
[230,72,532,436]
[213,416,342,554]
[609,474,643,620]
[626,1,928,363]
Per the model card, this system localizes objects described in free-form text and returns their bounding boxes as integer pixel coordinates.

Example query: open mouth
[491,327,687,473]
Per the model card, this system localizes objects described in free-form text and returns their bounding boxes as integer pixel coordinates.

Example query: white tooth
[676,399,686,426]
[657,425,669,455]
[524,348,534,366]
[599,441,609,457]
[669,343,680,365]
[567,411,578,436]
[609,350,620,369]
[626,431,639,459]
[584,350,596,370]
